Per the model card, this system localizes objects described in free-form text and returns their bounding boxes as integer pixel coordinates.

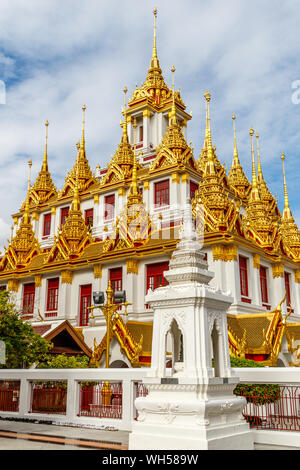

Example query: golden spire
[204,91,214,173]
[250,128,259,198]
[80,104,86,156]
[127,118,142,205]
[122,86,129,141]
[42,120,49,171]
[24,160,32,224]
[150,7,159,69]
[232,114,239,166]
[256,133,263,183]
[281,153,292,219]
[169,65,177,125]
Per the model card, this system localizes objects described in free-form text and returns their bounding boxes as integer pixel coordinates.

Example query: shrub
[37,354,91,369]
[230,356,265,368]
[233,383,280,405]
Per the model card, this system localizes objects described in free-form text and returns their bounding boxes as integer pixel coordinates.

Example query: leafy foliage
[230,356,265,368]
[234,383,280,405]
[37,354,91,369]
[0,291,51,368]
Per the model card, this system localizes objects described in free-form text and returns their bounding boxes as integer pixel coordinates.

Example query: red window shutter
[105,195,115,221]
[85,208,94,227]
[80,284,92,326]
[139,126,143,142]
[60,207,69,226]
[285,272,291,307]
[154,180,169,207]
[146,262,169,294]
[190,181,198,200]
[259,266,268,304]
[46,278,59,312]
[239,256,249,297]
[43,213,51,236]
[23,283,35,315]
[109,267,122,292]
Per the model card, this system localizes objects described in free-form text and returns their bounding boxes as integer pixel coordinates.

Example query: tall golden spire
[122,86,129,142]
[151,7,159,69]
[255,132,264,185]
[232,114,239,166]
[42,120,49,171]
[228,114,251,199]
[249,128,260,200]
[80,104,86,157]
[169,65,177,126]
[281,153,292,219]
[24,160,32,225]
[127,118,142,206]
[204,91,215,174]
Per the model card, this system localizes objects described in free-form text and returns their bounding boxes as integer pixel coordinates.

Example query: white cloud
[0,0,299,251]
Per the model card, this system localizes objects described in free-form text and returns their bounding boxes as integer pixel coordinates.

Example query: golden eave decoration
[58,106,97,200]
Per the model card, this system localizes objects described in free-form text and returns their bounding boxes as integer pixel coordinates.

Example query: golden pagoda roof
[128,9,186,113]
[46,177,92,263]
[0,161,41,272]
[279,154,300,261]
[103,129,153,253]
[29,121,57,207]
[228,114,251,200]
[58,106,97,199]
[242,129,279,250]
[149,66,197,175]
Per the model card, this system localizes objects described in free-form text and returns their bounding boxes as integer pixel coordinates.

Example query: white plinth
[129,377,254,450]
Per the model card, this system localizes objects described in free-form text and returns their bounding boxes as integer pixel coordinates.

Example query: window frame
[104,194,115,221]
[22,282,35,316]
[154,179,170,208]
[46,278,59,315]
[43,213,51,237]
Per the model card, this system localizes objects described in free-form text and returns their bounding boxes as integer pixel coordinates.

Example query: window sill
[241,297,252,304]
[45,311,58,318]
[262,303,271,311]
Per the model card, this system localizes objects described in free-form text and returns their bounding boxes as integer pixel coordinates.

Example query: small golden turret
[281,153,293,220]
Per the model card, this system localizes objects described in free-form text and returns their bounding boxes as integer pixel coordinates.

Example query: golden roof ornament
[197,92,226,180]
[242,129,278,249]
[104,121,152,252]
[128,8,185,111]
[0,161,41,271]
[255,132,278,214]
[149,66,196,174]
[46,165,92,262]
[59,105,97,198]
[228,114,251,199]
[279,153,300,261]
[29,121,57,206]
[100,87,139,186]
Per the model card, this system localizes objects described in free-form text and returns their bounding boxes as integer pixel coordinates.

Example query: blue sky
[0,0,299,250]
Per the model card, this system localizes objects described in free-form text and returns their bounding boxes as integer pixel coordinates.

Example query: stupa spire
[151,7,159,69]
[204,91,215,174]
[249,128,260,201]
[24,160,32,225]
[232,114,239,167]
[281,153,293,219]
[42,120,49,171]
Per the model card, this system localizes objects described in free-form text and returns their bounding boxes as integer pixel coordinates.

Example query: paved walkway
[0,419,129,450]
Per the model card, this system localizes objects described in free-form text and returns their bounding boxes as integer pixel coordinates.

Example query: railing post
[121,378,133,431]
[66,378,76,421]
[18,378,31,417]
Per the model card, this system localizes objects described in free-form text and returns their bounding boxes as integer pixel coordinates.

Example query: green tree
[0,290,51,368]
[37,354,91,369]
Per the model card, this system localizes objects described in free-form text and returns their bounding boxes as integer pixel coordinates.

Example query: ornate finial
[170,65,177,125]
[204,92,213,165]
[150,7,159,67]
[250,128,258,194]
[42,120,49,170]
[80,104,86,151]
[232,113,239,164]
[24,160,32,224]
[123,86,128,110]
[256,132,263,181]
[281,153,292,217]
[28,160,32,190]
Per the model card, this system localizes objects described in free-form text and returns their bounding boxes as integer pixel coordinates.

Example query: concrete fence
[1,367,300,449]
[0,368,146,431]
